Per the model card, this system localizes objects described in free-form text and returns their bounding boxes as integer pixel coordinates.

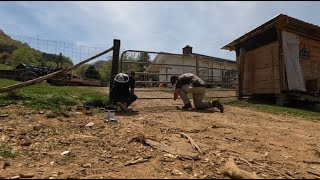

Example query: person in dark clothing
[109,73,137,111]
[170,73,224,113]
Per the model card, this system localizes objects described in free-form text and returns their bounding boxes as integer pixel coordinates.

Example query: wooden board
[242,41,280,95]
[299,36,320,82]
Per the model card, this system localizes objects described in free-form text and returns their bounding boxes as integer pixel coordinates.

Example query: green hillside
[0,29,73,69]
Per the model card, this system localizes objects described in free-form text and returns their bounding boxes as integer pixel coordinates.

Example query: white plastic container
[104,109,116,121]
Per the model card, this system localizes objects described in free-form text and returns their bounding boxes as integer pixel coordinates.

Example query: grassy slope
[0,79,108,113]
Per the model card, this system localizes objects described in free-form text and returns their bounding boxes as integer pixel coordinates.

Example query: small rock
[50,161,55,166]
[171,169,183,175]
[164,153,177,159]
[51,172,59,177]
[19,173,35,178]
[82,163,91,168]
[61,151,70,155]
[2,161,11,169]
[85,122,95,127]
[10,176,20,179]
[39,111,44,114]
[49,177,55,179]
[20,140,32,146]
[33,126,42,131]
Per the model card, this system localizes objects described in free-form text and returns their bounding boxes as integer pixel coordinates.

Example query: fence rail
[120,49,238,100]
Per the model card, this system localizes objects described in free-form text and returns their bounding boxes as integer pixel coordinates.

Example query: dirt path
[0,89,319,179]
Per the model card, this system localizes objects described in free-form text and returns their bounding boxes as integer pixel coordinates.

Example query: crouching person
[109,73,137,112]
[170,73,224,113]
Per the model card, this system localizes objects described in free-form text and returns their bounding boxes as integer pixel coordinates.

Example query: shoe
[116,102,128,113]
[182,103,192,109]
[212,100,224,113]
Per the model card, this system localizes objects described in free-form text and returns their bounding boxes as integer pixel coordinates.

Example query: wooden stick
[303,160,320,164]
[222,157,260,179]
[0,47,113,93]
[237,157,252,168]
[124,157,149,166]
[179,132,204,155]
[307,170,320,177]
[145,139,199,160]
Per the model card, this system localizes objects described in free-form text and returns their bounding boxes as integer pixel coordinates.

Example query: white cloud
[1,1,320,63]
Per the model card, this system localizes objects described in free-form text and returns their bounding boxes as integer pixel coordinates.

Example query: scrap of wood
[179,132,204,155]
[0,47,113,93]
[222,157,260,179]
[303,160,320,164]
[124,157,150,166]
[237,157,252,168]
[145,139,199,160]
[307,170,320,177]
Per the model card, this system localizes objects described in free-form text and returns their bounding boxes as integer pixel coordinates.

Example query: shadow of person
[175,106,217,113]
[115,109,139,116]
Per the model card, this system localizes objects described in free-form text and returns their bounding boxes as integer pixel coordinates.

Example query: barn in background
[145,45,237,87]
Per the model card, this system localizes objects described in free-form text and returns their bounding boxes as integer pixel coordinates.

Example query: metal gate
[118,49,238,100]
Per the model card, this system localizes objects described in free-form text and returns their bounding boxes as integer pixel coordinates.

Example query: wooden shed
[222,14,320,104]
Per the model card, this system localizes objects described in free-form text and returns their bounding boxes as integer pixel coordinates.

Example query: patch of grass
[0,144,18,158]
[79,92,109,108]
[227,99,320,120]
[0,64,13,70]
[0,79,109,114]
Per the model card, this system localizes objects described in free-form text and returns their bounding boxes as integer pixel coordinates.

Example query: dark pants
[110,91,137,107]
[124,93,137,106]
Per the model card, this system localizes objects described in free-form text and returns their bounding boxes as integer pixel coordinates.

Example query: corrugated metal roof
[222,14,320,51]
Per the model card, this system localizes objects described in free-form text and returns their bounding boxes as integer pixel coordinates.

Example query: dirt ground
[0,88,320,179]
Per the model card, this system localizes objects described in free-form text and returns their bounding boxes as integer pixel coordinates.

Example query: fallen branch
[237,157,252,168]
[307,170,320,177]
[0,47,113,93]
[130,133,199,160]
[303,160,320,164]
[222,157,260,179]
[124,157,150,166]
[145,139,199,160]
[179,132,204,155]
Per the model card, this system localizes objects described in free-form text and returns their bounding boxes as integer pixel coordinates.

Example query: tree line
[0,30,155,86]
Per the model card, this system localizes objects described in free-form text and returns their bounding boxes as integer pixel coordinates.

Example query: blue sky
[1,1,320,64]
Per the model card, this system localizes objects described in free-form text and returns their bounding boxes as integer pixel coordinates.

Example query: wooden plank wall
[299,37,320,81]
[242,41,281,95]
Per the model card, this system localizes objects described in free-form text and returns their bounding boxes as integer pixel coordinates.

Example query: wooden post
[196,57,199,76]
[109,39,120,95]
[238,48,246,100]
[277,29,287,92]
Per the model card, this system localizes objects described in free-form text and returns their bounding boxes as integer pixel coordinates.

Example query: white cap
[114,73,129,83]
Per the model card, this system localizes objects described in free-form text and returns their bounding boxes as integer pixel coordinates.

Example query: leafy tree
[92,60,106,70]
[137,52,150,62]
[11,46,42,67]
[75,64,90,77]
[45,61,57,69]
[84,65,101,80]
[122,53,140,74]
[99,60,112,86]
[0,44,17,54]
